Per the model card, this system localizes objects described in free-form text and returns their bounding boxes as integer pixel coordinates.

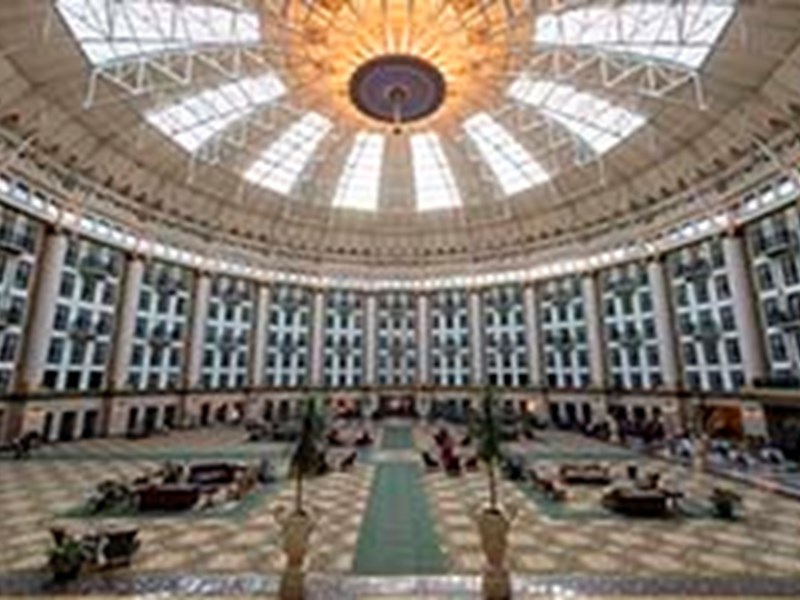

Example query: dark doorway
[58,411,77,442]
[81,410,99,439]
[144,406,159,434]
[127,406,140,435]
[199,403,211,426]
[163,405,177,429]
[43,412,54,441]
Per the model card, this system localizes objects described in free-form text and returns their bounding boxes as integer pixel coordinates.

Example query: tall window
[201,275,254,389]
[376,292,417,386]
[264,285,311,387]
[601,264,661,390]
[483,285,529,387]
[44,238,122,391]
[430,290,471,386]
[669,238,743,392]
[540,277,590,389]
[322,290,365,387]
[128,262,192,390]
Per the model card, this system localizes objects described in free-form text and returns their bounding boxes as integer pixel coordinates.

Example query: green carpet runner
[380,425,415,450]
[353,463,446,574]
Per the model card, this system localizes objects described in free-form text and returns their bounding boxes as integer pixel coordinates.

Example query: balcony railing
[79,254,115,279]
[760,230,797,257]
[69,318,98,341]
[0,226,30,256]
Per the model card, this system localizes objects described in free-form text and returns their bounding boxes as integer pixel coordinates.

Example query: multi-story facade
[322,290,365,387]
[540,277,591,389]
[376,292,417,386]
[483,285,529,387]
[0,163,799,448]
[265,285,312,387]
[43,238,122,391]
[0,209,38,392]
[669,238,745,392]
[748,203,800,383]
[128,261,192,391]
[201,275,254,389]
[430,290,471,386]
[601,264,662,390]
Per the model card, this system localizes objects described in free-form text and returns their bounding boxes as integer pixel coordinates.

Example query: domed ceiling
[1,0,800,276]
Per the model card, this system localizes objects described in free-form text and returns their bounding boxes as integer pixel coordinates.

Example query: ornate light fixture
[258,0,533,131]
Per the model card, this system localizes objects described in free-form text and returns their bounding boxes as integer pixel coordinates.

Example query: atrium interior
[0,1,800,598]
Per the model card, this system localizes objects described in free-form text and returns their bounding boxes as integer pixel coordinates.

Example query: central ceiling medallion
[259,0,533,128]
[349,55,446,126]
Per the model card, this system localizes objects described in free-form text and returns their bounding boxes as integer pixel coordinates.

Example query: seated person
[421,450,440,469]
[257,458,276,484]
[354,430,374,446]
[761,446,786,465]
[503,456,525,481]
[11,431,40,460]
[444,453,462,476]
[327,428,343,446]
[434,428,450,447]
[339,451,357,471]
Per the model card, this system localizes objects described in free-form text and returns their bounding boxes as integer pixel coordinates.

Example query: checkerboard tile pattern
[0,436,372,576]
[3,426,800,583]
[422,430,800,578]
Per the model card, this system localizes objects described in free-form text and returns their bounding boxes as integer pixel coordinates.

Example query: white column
[109,254,144,391]
[416,293,430,385]
[582,274,606,389]
[468,290,484,386]
[185,271,211,389]
[522,284,542,387]
[16,228,68,393]
[723,233,768,385]
[248,284,270,388]
[364,293,377,386]
[647,258,680,389]
[310,290,326,386]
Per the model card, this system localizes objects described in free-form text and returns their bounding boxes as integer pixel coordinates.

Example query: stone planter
[475,507,515,600]
[279,510,314,600]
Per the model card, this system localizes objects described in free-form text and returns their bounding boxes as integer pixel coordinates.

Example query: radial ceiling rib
[147,73,286,153]
[411,132,462,211]
[463,112,549,196]
[535,0,737,69]
[508,77,646,155]
[56,0,261,65]
[244,112,333,195]
[332,132,385,211]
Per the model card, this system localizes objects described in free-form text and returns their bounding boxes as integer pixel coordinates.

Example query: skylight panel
[244,112,333,195]
[536,1,736,69]
[508,77,646,154]
[463,113,549,196]
[411,133,462,211]
[56,0,260,65]
[332,133,385,211]
[146,74,286,153]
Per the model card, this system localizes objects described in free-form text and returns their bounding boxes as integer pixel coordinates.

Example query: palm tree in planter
[280,397,324,600]
[472,389,516,600]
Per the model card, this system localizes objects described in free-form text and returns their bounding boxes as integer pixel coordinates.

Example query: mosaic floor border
[1,573,800,598]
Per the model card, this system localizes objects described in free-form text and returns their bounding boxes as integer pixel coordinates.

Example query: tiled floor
[0,427,372,575]
[2,423,800,597]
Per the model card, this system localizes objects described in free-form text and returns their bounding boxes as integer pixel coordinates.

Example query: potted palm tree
[472,389,513,600]
[279,397,323,600]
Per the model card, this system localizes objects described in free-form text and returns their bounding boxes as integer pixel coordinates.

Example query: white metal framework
[51,0,740,213]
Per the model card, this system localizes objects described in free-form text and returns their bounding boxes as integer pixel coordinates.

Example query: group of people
[8,431,41,460]
[425,427,478,475]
